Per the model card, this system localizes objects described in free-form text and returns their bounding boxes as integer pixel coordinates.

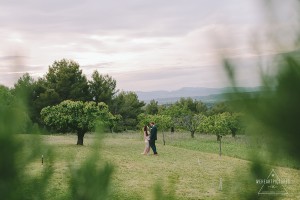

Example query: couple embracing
[142,122,158,155]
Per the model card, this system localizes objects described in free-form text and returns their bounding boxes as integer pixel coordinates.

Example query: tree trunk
[231,128,237,138]
[191,131,195,138]
[77,131,85,145]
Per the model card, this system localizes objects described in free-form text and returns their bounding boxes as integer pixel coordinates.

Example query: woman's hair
[144,125,148,136]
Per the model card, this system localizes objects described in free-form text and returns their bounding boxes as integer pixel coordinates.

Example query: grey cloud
[82,62,114,69]
[0,0,261,36]
[0,56,28,61]
[0,63,45,75]
[0,63,44,87]
[0,0,270,91]
[113,64,225,83]
[112,55,264,91]
[114,65,228,91]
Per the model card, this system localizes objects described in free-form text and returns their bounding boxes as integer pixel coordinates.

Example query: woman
[141,125,150,155]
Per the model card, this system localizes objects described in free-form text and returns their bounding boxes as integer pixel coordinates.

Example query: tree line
[139,98,244,139]
[1,58,244,144]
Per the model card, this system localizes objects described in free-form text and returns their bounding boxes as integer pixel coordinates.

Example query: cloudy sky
[0,0,297,91]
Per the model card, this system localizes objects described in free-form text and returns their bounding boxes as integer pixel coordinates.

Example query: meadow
[23,132,300,199]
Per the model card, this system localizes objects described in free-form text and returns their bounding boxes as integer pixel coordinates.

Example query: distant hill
[135,87,261,104]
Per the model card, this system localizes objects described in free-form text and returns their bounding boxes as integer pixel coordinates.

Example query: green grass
[164,132,300,169]
[21,133,300,199]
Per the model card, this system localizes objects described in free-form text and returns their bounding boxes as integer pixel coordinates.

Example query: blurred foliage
[0,86,54,199]
[70,160,113,200]
[226,53,300,163]
[153,175,178,200]
[69,130,114,200]
[223,51,300,199]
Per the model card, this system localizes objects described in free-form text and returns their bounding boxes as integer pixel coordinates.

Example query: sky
[0,0,298,91]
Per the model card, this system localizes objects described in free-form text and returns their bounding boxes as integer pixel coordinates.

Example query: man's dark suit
[150,125,158,154]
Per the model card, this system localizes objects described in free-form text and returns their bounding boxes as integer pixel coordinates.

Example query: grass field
[165,133,300,169]
[22,132,300,199]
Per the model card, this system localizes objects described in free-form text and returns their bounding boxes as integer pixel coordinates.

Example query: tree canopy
[89,70,118,107]
[45,59,90,102]
[110,91,145,131]
[41,100,114,145]
[145,100,159,115]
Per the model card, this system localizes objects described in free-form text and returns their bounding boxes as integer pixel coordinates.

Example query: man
[149,122,158,155]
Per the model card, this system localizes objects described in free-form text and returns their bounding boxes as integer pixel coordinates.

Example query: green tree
[45,59,89,102]
[195,101,208,114]
[145,99,159,115]
[0,85,13,108]
[208,102,230,115]
[198,113,243,140]
[212,113,231,140]
[89,70,118,107]
[12,73,35,100]
[226,113,244,137]
[41,100,114,145]
[177,114,204,138]
[159,98,208,135]
[160,101,191,134]
[198,115,212,134]
[12,73,36,120]
[32,83,60,123]
[29,59,90,125]
[138,114,172,131]
[111,91,145,130]
[175,97,207,114]
[160,104,190,119]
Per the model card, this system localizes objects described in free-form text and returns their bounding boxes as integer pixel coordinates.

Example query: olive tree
[177,114,204,138]
[138,114,172,131]
[41,100,114,145]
